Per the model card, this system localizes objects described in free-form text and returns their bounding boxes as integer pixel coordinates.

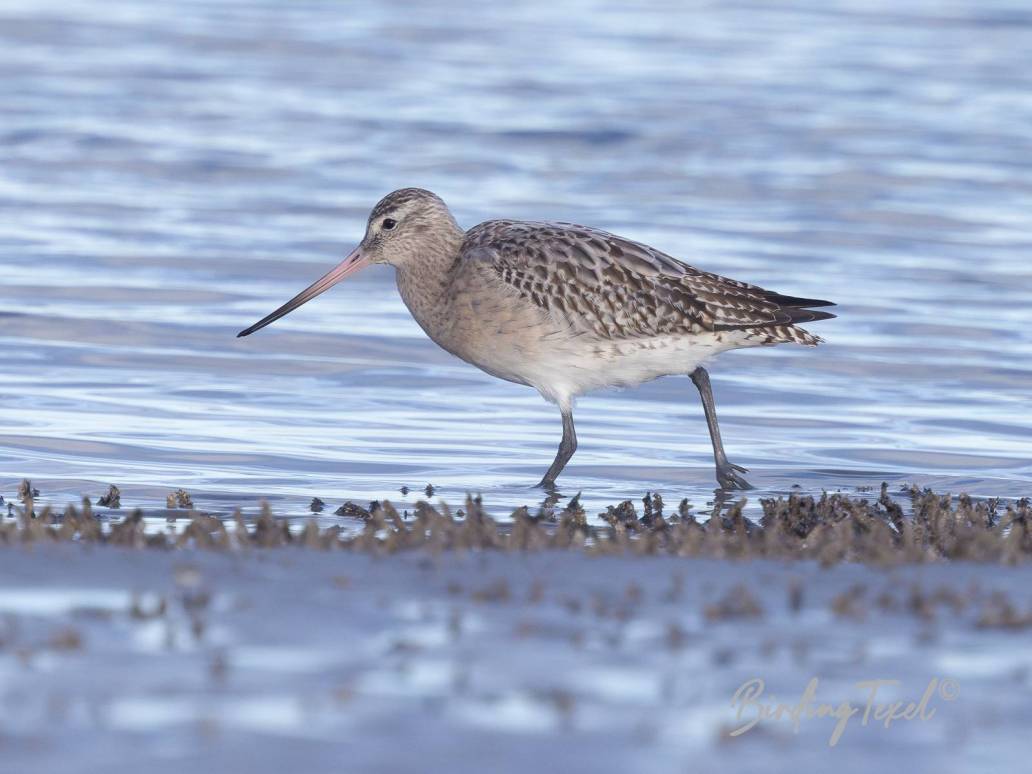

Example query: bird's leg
[690,367,753,490]
[537,407,577,489]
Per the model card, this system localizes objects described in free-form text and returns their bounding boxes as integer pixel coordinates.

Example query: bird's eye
[382,218,397,230]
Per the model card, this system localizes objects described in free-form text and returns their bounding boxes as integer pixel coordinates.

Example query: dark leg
[690,367,753,490]
[537,407,577,489]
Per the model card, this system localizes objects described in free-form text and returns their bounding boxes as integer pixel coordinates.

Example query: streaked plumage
[239,188,836,490]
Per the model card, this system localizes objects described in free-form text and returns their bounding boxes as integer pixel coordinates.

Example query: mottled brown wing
[462,220,834,341]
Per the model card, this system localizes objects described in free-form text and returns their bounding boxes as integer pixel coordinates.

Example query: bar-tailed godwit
[238,188,835,490]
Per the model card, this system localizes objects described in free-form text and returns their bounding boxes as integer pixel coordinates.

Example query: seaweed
[97,485,121,509]
[0,485,1030,566]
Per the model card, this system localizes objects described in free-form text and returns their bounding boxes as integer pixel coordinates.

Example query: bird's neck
[394,227,465,343]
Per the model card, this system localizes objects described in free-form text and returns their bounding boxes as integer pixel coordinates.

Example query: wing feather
[462,220,835,342]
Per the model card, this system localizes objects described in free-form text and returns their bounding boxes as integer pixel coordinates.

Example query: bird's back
[458,219,835,347]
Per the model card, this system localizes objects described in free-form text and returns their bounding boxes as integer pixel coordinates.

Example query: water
[2,0,1031,520]
[7,547,1032,773]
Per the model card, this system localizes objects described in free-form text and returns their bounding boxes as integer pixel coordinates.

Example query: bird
[238,188,835,490]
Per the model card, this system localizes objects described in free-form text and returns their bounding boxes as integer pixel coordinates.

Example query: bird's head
[237,188,460,338]
[359,187,460,267]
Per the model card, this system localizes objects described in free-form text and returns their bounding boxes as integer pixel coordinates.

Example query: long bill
[237,247,369,337]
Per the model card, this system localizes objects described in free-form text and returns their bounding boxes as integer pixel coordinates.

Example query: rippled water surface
[2,0,1031,518]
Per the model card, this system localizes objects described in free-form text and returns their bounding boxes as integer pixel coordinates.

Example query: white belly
[496,333,742,409]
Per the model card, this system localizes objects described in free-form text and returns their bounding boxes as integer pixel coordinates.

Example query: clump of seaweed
[975,591,1032,630]
[18,479,39,501]
[166,489,193,509]
[97,485,121,509]
[704,585,764,621]
[335,501,372,519]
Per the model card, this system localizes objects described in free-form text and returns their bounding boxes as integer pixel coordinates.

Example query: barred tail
[744,324,825,347]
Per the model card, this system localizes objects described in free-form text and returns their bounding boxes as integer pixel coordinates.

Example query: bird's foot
[716,461,753,491]
[536,477,558,491]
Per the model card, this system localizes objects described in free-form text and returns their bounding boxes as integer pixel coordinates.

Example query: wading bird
[238,188,834,489]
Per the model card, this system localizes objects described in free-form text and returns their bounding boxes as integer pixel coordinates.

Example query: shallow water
[2,0,1031,519]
